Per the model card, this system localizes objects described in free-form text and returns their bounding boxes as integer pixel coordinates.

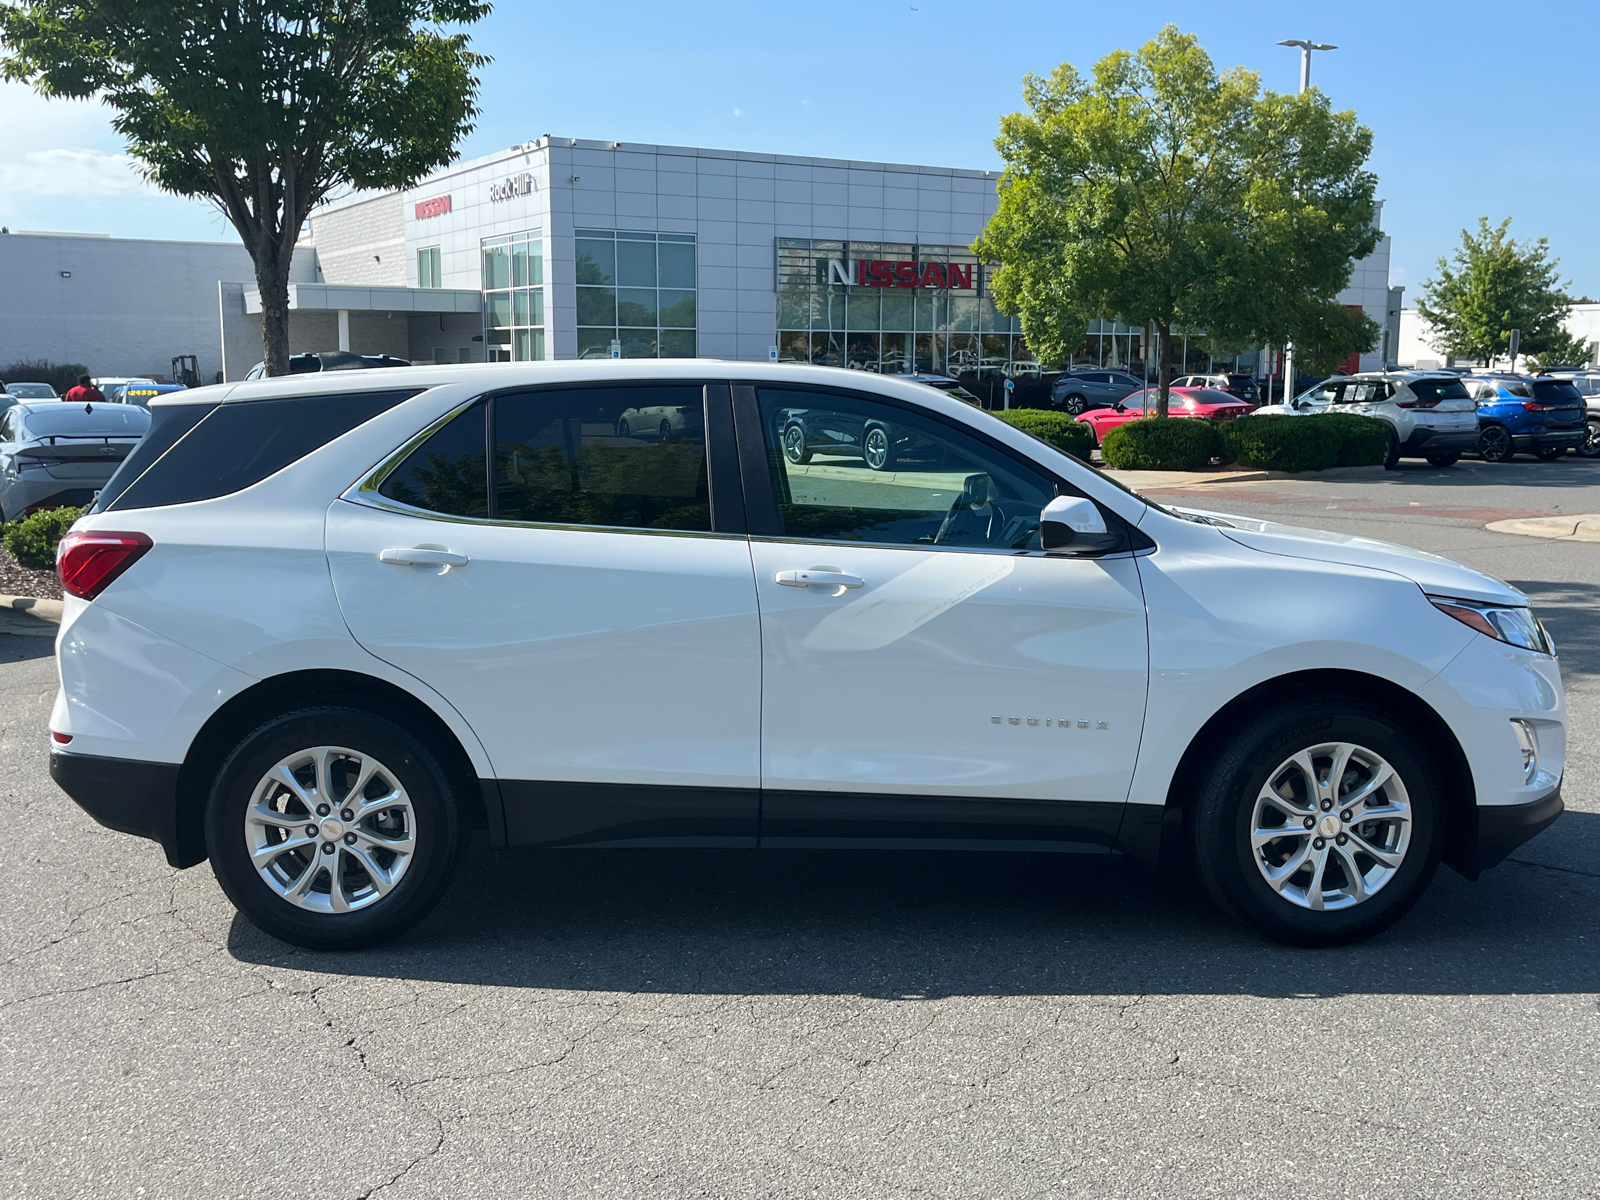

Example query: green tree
[974,25,1379,416]
[1417,217,1575,367]
[1,0,488,376]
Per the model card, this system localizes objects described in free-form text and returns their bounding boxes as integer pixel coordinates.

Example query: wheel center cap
[1318,814,1341,838]
[320,817,345,841]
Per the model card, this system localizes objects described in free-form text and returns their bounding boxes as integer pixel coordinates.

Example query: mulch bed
[0,547,62,600]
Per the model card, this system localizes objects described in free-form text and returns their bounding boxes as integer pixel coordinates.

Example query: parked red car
[1075,387,1255,446]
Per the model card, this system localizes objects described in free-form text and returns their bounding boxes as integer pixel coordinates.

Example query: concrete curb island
[0,595,61,637]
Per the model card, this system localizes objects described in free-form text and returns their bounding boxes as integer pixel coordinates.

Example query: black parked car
[1048,369,1145,415]
[775,405,945,472]
[243,352,411,379]
[1173,372,1261,404]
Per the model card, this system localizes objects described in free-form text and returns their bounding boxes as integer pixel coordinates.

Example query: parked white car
[1256,371,1480,467]
[50,362,1564,951]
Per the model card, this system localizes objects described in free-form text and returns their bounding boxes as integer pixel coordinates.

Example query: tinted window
[1409,378,1470,402]
[91,404,217,512]
[495,386,709,531]
[105,389,418,512]
[1532,380,1582,403]
[22,406,150,438]
[378,402,488,518]
[757,386,1056,550]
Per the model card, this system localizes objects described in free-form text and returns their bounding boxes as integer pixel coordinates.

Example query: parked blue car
[1465,374,1588,462]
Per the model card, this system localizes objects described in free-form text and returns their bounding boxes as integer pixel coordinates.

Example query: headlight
[1429,595,1551,654]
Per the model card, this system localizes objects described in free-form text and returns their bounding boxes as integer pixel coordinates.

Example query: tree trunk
[255,251,292,376]
[1156,320,1172,418]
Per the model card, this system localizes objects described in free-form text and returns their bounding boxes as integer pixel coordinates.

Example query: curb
[1107,464,1390,489]
[0,593,62,636]
[1485,515,1600,543]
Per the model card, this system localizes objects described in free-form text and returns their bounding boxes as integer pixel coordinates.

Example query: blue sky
[3,0,1596,298]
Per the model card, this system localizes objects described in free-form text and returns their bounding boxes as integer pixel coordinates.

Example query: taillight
[1520,402,1554,412]
[1396,398,1441,409]
[56,530,153,601]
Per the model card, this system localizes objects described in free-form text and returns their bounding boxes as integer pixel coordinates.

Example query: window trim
[729,379,1144,557]
[346,379,744,539]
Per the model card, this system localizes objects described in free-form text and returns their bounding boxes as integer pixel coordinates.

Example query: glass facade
[483,232,545,362]
[417,246,441,290]
[576,230,697,359]
[775,239,1037,380]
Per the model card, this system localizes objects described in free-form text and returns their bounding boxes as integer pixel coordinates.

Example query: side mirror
[1112,400,1125,413]
[1040,495,1113,555]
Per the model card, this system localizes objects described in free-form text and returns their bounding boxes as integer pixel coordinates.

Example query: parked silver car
[0,400,149,521]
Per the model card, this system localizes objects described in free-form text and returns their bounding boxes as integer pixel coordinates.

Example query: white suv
[1258,371,1480,467]
[49,362,1565,949]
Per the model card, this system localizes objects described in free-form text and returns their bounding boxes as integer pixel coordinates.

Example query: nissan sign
[817,258,974,289]
[413,195,452,220]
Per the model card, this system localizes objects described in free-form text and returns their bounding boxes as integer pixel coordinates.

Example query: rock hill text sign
[489,173,535,203]
[817,258,975,290]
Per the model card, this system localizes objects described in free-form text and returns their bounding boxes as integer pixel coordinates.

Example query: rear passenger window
[378,402,488,517]
[104,389,419,513]
[375,385,711,533]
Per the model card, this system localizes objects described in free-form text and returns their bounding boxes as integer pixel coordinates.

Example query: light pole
[1275,39,1336,401]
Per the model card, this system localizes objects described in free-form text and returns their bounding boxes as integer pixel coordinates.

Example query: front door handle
[776,568,864,591]
[379,547,469,567]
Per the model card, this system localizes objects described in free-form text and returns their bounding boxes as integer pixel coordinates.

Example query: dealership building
[0,134,1403,390]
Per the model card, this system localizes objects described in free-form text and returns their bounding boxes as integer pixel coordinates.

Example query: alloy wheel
[782,422,809,464]
[863,426,891,470]
[244,746,416,914]
[1577,420,1600,458]
[1249,741,1411,911]
[1479,425,1513,463]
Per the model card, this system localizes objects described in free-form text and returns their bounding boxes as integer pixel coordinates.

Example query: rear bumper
[1511,429,1586,449]
[1402,428,1479,453]
[1467,787,1564,876]
[50,750,194,868]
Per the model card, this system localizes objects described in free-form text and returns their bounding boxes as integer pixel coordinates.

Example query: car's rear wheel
[863,424,894,471]
[658,419,673,441]
[782,421,811,464]
[1062,393,1088,416]
[1579,420,1600,459]
[1534,445,1567,461]
[1479,424,1515,463]
[1191,698,1442,946]
[205,707,466,950]
[1425,453,1460,467]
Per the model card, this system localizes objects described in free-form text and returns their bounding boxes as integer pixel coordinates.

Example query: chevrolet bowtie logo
[992,715,1108,729]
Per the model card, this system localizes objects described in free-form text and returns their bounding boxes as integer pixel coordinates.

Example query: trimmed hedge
[1100,417,1221,471]
[996,408,1094,459]
[1220,414,1389,472]
[3,506,83,570]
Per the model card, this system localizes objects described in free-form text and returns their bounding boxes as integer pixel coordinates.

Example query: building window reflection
[417,246,442,290]
[575,230,697,358]
[482,232,545,361]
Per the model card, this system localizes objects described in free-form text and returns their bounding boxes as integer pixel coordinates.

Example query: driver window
[1300,383,1340,407]
[756,386,1058,551]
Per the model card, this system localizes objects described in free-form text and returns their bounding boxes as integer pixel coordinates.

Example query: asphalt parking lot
[3,458,1598,1199]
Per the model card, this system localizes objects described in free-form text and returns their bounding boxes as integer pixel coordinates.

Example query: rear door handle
[776,568,864,590]
[379,547,469,567]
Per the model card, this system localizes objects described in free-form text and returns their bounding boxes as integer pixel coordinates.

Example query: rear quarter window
[99,388,420,513]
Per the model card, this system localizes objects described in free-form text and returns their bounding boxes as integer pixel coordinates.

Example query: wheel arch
[1127,668,1477,879]
[170,669,496,869]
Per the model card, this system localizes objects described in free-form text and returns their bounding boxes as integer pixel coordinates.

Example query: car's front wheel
[863,424,895,471]
[1062,393,1088,416]
[782,422,811,464]
[1479,424,1515,463]
[1191,699,1441,946]
[205,707,467,950]
[1579,419,1600,459]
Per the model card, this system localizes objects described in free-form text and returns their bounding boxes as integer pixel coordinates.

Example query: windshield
[6,383,57,398]
[1531,380,1582,403]
[1410,378,1471,401]
[22,406,151,438]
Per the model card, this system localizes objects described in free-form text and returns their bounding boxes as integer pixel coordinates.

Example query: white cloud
[0,147,146,198]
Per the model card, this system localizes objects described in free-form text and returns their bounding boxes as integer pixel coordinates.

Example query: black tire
[1479,424,1515,463]
[781,421,811,464]
[1578,419,1600,459]
[1063,393,1088,416]
[658,419,673,441]
[862,423,895,471]
[1383,432,1401,470]
[1191,698,1442,947]
[1533,445,1567,461]
[1424,453,1460,467]
[617,419,631,438]
[205,707,467,950]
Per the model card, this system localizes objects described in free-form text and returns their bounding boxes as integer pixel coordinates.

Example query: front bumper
[50,750,195,868]
[1464,786,1563,876]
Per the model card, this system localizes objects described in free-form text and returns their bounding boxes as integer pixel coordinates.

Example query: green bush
[1307,412,1391,467]
[3,506,83,570]
[995,408,1095,459]
[1100,417,1222,471]
[1220,413,1389,472]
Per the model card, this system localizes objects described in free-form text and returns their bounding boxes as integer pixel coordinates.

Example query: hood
[1175,508,1527,606]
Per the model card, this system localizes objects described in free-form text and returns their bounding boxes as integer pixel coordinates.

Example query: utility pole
[1275,39,1337,400]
